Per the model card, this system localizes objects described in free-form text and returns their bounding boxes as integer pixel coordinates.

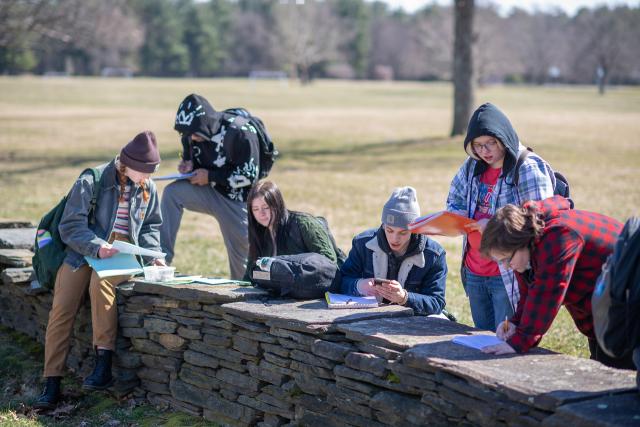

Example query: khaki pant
[43,263,130,377]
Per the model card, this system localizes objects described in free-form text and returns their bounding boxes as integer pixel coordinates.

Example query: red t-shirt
[464,166,501,276]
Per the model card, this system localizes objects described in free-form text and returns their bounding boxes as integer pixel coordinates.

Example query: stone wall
[1,222,639,426]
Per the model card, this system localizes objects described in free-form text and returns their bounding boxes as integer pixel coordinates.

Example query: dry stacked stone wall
[1,221,639,426]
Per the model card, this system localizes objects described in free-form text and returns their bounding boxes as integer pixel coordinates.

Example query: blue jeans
[462,266,514,332]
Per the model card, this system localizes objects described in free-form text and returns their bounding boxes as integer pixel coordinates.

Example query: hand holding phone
[373,278,391,286]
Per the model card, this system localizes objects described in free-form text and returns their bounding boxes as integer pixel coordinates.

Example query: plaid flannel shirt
[507,196,622,353]
[446,144,555,308]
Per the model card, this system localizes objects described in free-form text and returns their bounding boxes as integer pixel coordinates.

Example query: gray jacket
[59,160,163,269]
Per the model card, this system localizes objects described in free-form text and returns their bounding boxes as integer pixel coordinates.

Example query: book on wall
[408,211,476,238]
[325,292,379,309]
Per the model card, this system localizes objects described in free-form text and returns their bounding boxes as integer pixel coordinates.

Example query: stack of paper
[325,292,379,309]
[451,334,504,350]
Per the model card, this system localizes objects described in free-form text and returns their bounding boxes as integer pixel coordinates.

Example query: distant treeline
[1,0,639,85]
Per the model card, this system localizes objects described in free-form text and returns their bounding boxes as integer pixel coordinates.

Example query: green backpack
[32,168,103,289]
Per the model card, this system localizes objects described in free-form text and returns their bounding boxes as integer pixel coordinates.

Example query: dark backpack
[592,217,640,359]
[223,107,278,179]
[251,253,340,299]
[513,147,573,208]
[32,168,103,289]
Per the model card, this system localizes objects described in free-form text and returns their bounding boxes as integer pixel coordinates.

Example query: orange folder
[408,211,476,238]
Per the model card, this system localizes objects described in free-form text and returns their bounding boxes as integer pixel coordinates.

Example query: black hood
[174,93,219,139]
[463,103,520,175]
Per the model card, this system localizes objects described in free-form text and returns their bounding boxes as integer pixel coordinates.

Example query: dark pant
[588,338,636,370]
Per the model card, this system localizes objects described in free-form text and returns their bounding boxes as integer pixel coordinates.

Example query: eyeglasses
[472,140,498,152]
[493,249,517,267]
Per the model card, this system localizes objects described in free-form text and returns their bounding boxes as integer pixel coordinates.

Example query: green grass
[0,326,216,426]
[1,77,639,366]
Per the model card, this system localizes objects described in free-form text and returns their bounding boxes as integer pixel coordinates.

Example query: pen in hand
[502,315,509,334]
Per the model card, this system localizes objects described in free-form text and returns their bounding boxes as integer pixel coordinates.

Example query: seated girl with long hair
[244,180,338,281]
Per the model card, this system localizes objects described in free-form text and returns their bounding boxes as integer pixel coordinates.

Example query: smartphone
[373,278,391,286]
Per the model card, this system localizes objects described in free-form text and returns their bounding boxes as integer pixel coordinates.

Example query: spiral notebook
[325,292,379,309]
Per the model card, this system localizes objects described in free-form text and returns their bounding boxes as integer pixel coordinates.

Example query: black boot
[82,349,114,391]
[34,376,62,410]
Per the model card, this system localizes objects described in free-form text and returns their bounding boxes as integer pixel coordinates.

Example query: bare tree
[451,0,475,137]
[570,6,637,94]
[416,5,454,80]
[274,0,342,84]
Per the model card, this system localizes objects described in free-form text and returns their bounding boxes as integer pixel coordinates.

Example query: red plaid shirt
[508,196,622,353]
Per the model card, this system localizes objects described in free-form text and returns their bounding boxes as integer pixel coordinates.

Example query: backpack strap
[85,167,103,225]
[512,147,533,187]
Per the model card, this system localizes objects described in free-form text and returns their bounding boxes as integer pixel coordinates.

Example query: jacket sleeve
[406,249,447,315]
[208,125,260,188]
[298,217,338,264]
[180,135,192,161]
[507,227,584,353]
[446,159,473,216]
[58,173,107,258]
[514,156,555,205]
[340,236,367,296]
[137,182,163,263]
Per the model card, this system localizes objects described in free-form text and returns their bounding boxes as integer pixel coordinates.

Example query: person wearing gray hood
[446,103,555,332]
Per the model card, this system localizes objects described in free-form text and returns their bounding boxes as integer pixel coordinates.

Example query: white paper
[112,240,165,259]
[451,334,504,350]
[195,278,244,285]
[325,292,379,309]
[153,172,196,181]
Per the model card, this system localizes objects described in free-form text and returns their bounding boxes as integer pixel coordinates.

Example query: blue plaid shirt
[446,144,555,308]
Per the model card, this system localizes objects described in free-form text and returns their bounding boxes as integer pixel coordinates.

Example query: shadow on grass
[281,135,451,159]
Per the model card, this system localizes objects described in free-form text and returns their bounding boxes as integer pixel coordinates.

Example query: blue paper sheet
[85,253,143,278]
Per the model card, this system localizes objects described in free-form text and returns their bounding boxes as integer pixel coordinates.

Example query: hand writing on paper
[98,244,119,259]
[482,342,516,355]
[496,320,516,341]
[178,160,193,174]
[376,280,407,304]
[464,217,489,233]
[189,168,209,186]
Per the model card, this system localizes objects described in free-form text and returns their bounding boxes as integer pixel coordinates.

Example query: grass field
[1,77,639,370]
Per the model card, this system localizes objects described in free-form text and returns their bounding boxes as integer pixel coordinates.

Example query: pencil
[502,316,509,333]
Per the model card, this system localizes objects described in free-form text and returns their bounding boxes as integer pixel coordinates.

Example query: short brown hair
[480,203,545,257]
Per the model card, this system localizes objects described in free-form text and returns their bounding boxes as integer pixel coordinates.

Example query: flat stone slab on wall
[0,248,34,267]
[132,281,268,303]
[542,392,640,426]
[339,316,637,412]
[0,227,36,249]
[223,299,414,334]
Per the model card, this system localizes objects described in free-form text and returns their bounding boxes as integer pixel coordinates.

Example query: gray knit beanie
[381,186,420,229]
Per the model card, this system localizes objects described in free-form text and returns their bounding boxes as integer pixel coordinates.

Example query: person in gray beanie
[340,187,448,316]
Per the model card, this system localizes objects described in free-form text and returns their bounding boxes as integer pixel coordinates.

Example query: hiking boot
[82,349,114,391]
[33,376,62,410]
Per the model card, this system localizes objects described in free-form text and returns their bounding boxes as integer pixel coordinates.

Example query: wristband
[399,289,409,306]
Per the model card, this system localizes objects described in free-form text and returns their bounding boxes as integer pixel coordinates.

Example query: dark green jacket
[243,211,337,281]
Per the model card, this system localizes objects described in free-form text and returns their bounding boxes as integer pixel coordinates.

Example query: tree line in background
[1,0,639,87]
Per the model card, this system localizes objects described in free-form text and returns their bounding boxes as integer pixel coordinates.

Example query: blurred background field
[1,77,639,358]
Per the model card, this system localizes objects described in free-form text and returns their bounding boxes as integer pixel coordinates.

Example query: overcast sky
[374,0,638,15]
